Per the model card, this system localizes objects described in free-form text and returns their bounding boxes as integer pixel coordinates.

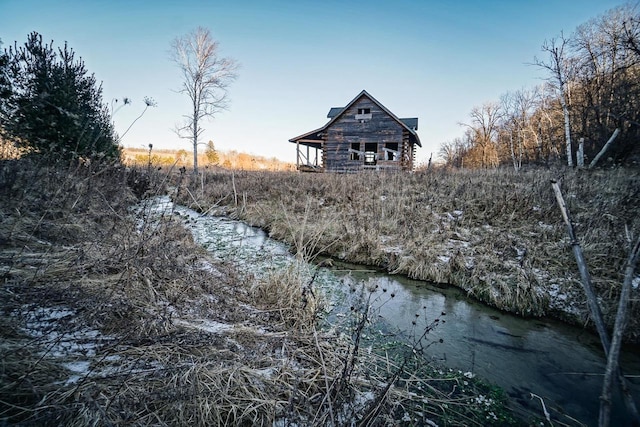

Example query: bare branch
[599,233,640,427]
[551,179,639,426]
[534,34,575,167]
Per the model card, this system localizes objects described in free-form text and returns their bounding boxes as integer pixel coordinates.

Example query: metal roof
[400,118,418,131]
[327,107,344,119]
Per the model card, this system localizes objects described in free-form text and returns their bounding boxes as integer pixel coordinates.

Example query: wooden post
[577,138,584,168]
[296,140,300,170]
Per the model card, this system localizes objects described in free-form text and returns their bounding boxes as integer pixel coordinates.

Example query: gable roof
[327,107,418,131]
[290,90,422,147]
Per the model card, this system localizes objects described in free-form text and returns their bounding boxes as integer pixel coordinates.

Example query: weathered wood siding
[324,97,406,172]
[402,129,414,170]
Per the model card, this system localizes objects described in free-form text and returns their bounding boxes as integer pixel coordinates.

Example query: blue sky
[0,0,628,165]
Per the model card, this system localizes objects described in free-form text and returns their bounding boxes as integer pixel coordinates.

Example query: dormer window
[355,107,372,122]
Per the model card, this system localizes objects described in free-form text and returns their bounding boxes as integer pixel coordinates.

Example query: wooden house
[289,90,421,172]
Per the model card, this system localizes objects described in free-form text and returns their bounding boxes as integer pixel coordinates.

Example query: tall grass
[175,166,640,342]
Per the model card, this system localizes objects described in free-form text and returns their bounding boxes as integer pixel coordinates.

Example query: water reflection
[333,265,640,425]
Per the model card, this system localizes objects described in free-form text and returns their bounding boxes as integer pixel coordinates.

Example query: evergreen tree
[205,140,219,165]
[1,32,119,162]
[0,39,11,133]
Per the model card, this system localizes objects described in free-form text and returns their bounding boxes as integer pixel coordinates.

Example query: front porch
[295,140,323,171]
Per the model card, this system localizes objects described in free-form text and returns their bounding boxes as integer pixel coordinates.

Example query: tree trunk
[589,128,620,169]
[560,92,573,167]
[509,133,519,172]
[577,138,584,168]
[193,103,199,175]
[599,236,640,427]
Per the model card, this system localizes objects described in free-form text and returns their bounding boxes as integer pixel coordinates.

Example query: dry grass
[174,166,640,343]
[1,159,523,426]
[251,261,321,331]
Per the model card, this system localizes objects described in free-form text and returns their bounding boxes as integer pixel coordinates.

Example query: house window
[355,108,372,122]
[350,142,360,160]
[364,142,377,165]
[385,142,399,160]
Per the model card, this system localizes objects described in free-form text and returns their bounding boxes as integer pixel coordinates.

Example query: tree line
[122,143,294,171]
[439,3,640,170]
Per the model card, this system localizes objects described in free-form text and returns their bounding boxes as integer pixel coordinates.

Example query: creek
[151,197,640,426]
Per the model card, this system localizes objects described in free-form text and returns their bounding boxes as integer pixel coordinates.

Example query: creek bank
[2,160,521,426]
[186,200,594,336]
[172,168,640,345]
[176,168,640,343]
[168,199,640,427]
[148,196,526,425]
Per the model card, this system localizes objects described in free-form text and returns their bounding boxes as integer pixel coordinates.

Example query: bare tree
[622,6,640,59]
[500,88,541,171]
[571,4,640,165]
[534,34,575,167]
[170,27,238,174]
[459,102,502,168]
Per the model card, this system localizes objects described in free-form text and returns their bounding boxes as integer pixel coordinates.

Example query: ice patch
[174,318,233,334]
[254,367,277,379]
[633,276,639,290]
[63,361,92,384]
[16,305,111,385]
[538,221,554,231]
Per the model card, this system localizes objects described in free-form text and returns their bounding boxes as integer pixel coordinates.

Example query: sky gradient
[1,0,628,165]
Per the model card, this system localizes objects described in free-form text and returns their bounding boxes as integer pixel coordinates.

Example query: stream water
[150,198,640,426]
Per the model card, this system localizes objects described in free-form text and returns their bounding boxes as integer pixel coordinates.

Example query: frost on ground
[14,305,108,385]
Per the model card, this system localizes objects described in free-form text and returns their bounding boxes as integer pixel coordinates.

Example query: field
[121,146,295,171]
[173,166,640,343]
